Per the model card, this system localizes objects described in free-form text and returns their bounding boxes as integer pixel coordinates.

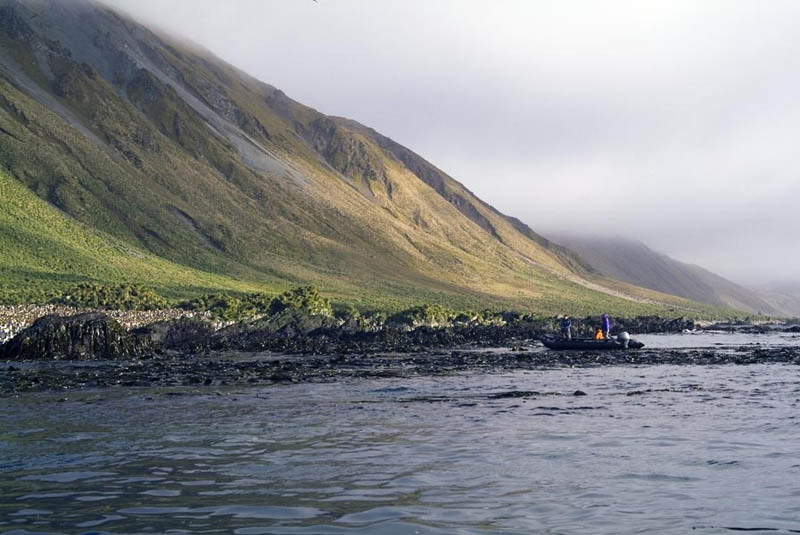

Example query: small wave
[694,526,800,533]
[615,472,700,482]
[488,390,540,399]
[371,386,414,393]
[20,471,115,483]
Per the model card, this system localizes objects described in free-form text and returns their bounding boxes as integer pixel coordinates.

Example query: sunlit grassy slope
[0,169,269,303]
[0,0,743,318]
[0,167,731,316]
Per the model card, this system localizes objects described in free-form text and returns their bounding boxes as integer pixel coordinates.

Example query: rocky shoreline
[0,305,704,346]
[0,310,798,395]
[0,310,702,360]
[2,344,799,396]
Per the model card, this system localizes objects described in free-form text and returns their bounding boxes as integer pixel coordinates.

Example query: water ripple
[0,363,798,534]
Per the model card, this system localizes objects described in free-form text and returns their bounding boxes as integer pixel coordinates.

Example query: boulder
[132,317,214,351]
[211,308,340,350]
[1,312,151,360]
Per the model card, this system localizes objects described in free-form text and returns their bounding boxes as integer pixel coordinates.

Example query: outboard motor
[617,331,630,349]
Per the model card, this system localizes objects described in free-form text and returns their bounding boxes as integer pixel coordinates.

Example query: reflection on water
[1,361,799,534]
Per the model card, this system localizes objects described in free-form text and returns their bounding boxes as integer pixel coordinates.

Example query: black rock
[573,390,588,396]
[133,317,213,352]
[1,312,152,360]
[210,309,341,351]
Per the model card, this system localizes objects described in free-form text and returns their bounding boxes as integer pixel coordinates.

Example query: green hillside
[0,169,268,303]
[0,166,685,315]
[0,0,737,318]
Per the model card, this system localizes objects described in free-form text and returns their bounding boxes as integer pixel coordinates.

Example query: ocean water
[1,339,799,534]
[635,330,800,349]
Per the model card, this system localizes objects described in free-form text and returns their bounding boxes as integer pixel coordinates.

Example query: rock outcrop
[132,317,215,352]
[1,312,152,360]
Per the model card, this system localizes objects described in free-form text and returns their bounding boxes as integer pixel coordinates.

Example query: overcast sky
[103,0,800,285]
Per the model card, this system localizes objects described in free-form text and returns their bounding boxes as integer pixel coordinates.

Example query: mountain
[751,282,800,317]
[0,0,724,315]
[549,234,779,316]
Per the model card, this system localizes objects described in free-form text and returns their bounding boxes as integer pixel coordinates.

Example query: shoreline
[1,309,798,396]
[0,308,704,358]
[3,344,799,396]
[2,304,792,347]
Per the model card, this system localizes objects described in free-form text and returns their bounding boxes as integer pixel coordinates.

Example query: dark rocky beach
[3,344,800,396]
[1,310,798,395]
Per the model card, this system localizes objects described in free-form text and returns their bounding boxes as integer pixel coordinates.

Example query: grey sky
[103,0,800,285]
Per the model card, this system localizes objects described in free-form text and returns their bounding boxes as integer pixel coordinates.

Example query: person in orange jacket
[594,328,604,340]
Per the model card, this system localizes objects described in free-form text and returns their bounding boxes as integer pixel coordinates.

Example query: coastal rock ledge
[1,313,151,360]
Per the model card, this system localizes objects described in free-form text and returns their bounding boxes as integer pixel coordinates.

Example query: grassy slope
[0,163,732,319]
[0,167,617,312]
[0,169,269,303]
[1,162,706,315]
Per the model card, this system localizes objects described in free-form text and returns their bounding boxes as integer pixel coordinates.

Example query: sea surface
[1,334,799,534]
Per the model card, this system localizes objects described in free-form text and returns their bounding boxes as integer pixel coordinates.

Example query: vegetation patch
[177,286,332,321]
[267,286,333,317]
[178,292,271,321]
[50,283,168,311]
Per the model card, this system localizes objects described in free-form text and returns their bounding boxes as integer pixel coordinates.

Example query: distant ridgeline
[548,235,781,316]
[0,0,743,317]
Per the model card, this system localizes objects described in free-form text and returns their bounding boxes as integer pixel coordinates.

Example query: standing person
[601,313,610,339]
[560,315,572,340]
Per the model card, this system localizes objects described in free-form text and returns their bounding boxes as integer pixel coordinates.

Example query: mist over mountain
[751,282,800,318]
[0,0,712,315]
[548,234,780,316]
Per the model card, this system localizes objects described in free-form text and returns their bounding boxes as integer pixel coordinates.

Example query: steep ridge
[550,235,779,315]
[329,116,595,275]
[0,0,719,314]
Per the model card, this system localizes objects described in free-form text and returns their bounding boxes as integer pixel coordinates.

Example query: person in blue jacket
[601,313,610,339]
[560,315,572,340]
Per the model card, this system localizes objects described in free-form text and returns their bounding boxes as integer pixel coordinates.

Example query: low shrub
[50,283,168,310]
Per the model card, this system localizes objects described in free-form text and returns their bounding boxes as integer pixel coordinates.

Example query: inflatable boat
[540,333,644,350]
